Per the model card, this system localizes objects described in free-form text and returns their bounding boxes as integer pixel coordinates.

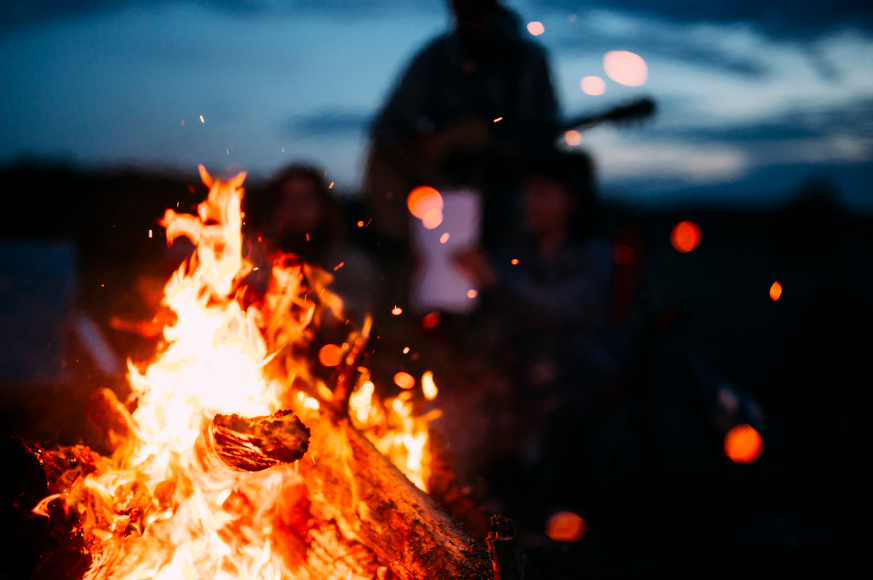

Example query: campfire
[21,167,515,580]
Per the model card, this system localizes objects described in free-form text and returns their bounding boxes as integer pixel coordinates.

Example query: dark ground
[1,162,871,578]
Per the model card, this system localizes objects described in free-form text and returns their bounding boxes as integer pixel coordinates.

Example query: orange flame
[33,166,440,579]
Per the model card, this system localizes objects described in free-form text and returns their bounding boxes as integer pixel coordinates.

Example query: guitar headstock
[565,96,657,132]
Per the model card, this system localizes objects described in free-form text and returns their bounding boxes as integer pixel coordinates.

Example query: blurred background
[2,1,872,578]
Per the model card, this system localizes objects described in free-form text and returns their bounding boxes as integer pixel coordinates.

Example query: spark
[334,262,345,271]
[357,220,364,227]
[511,259,519,265]
[440,233,449,244]
[467,289,478,299]
[329,182,334,189]
[200,115,204,123]
[392,306,402,315]
[403,347,410,354]
[493,117,503,123]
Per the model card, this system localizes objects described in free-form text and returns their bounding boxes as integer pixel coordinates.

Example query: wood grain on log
[486,515,525,580]
[300,414,493,580]
[208,410,310,472]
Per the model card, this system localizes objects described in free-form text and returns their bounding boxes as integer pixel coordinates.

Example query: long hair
[261,164,343,263]
[528,150,599,241]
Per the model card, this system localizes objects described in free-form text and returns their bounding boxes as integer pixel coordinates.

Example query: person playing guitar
[366,0,558,249]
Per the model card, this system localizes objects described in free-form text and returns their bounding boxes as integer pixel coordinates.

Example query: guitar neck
[560,96,656,134]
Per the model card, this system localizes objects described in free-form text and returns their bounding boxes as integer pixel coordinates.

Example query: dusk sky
[2,1,872,209]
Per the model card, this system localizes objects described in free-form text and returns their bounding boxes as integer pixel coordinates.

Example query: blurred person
[454,151,629,520]
[261,164,380,327]
[365,0,559,250]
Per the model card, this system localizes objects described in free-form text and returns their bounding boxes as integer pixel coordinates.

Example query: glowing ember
[318,344,344,367]
[394,372,415,390]
[670,220,701,253]
[422,312,440,329]
[724,424,763,464]
[407,186,442,219]
[545,511,586,542]
[770,281,782,301]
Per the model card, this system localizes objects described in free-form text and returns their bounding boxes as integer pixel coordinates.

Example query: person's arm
[498,242,612,329]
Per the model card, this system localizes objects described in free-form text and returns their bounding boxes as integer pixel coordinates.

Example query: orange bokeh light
[317,344,343,367]
[603,50,648,86]
[394,371,415,389]
[422,208,444,229]
[545,511,586,542]
[422,311,441,329]
[670,221,701,253]
[407,186,443,219]
[724,424,763,464]
[467,289,478,299]
[564,130,582,146]
[770,281,782,301]
[527,21,545,36]
[613,243,634,265]
[580,75,606,95]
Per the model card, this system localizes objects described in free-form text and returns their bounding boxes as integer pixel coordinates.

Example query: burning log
[207,409,311,472]
[299,413,494,580]
[485,515,526,580]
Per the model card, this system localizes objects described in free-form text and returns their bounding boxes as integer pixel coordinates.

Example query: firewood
[300,414,494,580]
[486,515,525,580]
[207,410,311,472]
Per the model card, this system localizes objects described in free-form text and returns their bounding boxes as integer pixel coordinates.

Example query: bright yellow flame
[36,164,443,579]
[421,371,438,400]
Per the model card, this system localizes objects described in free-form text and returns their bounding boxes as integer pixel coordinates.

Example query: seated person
[261,164,380,327]
[454,151,627,517]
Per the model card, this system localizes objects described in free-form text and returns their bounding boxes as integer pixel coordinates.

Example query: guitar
[364,97,656,242]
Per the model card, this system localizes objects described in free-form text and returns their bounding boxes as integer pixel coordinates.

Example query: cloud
[0,0,444,31]
[285,109,374,137]
[530,0,873,37]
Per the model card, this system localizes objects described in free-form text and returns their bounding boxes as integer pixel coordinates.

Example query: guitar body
[363,97,655,243]
[364,117,491,242]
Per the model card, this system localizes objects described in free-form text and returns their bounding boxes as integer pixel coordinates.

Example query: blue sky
[1,1,872,209]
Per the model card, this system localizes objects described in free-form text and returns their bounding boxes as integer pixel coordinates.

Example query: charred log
[486,515,525,580]
[300,415,493,580]
[208,410,310,472]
